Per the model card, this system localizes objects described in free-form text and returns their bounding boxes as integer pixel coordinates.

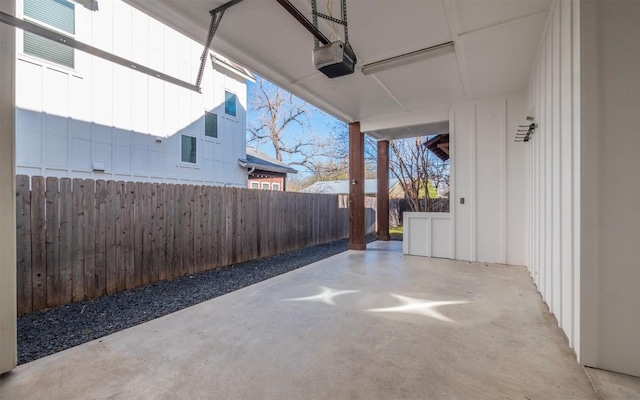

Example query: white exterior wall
[451,94,526,266]
[579,0,640,377]
[525,0,582,359]
[14,0,248,187]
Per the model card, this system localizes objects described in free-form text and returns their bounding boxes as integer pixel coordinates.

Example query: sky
[245,77,343,178]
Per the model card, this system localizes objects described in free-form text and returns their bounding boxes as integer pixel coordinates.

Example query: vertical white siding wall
[579,0,640,377]
[15,0,248,187]
[452,94,526,265]
[525,0,581,358]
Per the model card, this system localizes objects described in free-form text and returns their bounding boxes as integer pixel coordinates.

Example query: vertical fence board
[95,180,107,297]
[115,182,126,292]
[193,185,204,272]
[153,184,167,281]
[71,179,85,303]
[124,182,135,289]
[106,180,118,294]
[173,184,182,278]
[133,182,144,286]
[45,177,60,307]
[212,186,221,268]
[183,185,193,275]
[16,175,32,314]
[165,184,176,280]
[31,176,47,311]
[83,179,96,299]
[141,183,153,285]
[59,178,73,304]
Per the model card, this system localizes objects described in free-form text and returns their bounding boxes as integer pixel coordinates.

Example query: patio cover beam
[349,122,365,250]
[0,0,17,374]
[376,140,390,241]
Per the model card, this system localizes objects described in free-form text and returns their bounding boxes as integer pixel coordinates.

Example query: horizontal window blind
[24,32,74,68]
[23,0,75,68]
[24,0,75,34]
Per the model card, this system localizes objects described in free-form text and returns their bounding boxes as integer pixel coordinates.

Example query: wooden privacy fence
[16,175,349,315]
[337,195,378,234]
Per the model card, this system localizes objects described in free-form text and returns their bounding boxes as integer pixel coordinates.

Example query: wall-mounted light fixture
[361,41,455,76]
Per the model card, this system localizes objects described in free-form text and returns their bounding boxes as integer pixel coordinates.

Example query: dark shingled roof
[424,134,450,161]
[244,147,297,175]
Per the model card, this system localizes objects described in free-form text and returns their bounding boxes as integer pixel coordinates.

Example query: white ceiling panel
[297,72,401,121]
[374,52,466,110]
[460,12,547,99]
[345,0,452,64]
[454,0,552,35]
[124,0,552,137]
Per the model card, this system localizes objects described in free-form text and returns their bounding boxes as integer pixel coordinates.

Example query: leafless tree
[389,137,449,212]
[247,77,325,170]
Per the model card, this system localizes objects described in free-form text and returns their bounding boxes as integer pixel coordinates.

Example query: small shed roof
[301,178,399,195]
[424,134,450,161]
[242,147,298,175]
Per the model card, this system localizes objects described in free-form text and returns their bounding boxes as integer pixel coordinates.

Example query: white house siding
[451,94,527,267]
[14,0,248,187]
[578,0,640,377]
[525,0,582,364]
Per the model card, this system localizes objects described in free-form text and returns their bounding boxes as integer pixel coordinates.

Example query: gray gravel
[18,237,372,365]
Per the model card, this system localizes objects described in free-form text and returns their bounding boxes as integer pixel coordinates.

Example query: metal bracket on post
[195,0,244,89]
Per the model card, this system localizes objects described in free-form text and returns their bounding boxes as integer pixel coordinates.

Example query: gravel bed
[18,237,373,365]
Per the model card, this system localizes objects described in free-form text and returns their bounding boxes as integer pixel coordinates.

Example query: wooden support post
[377,140,390,241]
[349,122,365,250]
[0,0,17,374]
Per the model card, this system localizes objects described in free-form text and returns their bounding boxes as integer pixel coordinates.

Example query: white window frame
[203,110,220,143]
[272,182,281,191]
[250,182,260,189]
[223,90,238,119]
[179,134,199,166]
[261,182,270,190]
[20,0,77,71]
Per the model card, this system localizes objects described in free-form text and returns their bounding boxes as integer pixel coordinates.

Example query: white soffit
[368,121,450,141]
[123,0,552,130]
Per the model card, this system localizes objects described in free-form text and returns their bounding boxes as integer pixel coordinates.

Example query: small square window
[251,182,259,189]
[181,135,197,163]
[272,183,281,191]
[205,111,218,138]
[224,91,237,117]
[261,182,270,190]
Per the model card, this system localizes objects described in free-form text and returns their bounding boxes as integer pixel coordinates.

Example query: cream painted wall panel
[506,95,526,266]
[475,100,504,263]
[526,0,582,360]
[551,5,563,320]
[582,0,640,376]
[453,103,474,261]
[15,59,42,111]
[559,0,574,344]
[453,94,526,265]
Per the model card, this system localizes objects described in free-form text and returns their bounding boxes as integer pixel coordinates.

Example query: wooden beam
[377,140,390,241]
[0,0,17,374]
[348,122,365,250]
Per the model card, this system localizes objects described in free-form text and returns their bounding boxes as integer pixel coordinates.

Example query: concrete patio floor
[0,241,598,399]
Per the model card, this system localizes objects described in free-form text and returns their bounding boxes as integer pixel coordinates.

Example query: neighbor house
[244,147,297,191]
[302,178,404,198]
[14,0,254,187]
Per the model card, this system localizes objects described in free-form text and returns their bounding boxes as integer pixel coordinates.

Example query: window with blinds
[23,0,75,68]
